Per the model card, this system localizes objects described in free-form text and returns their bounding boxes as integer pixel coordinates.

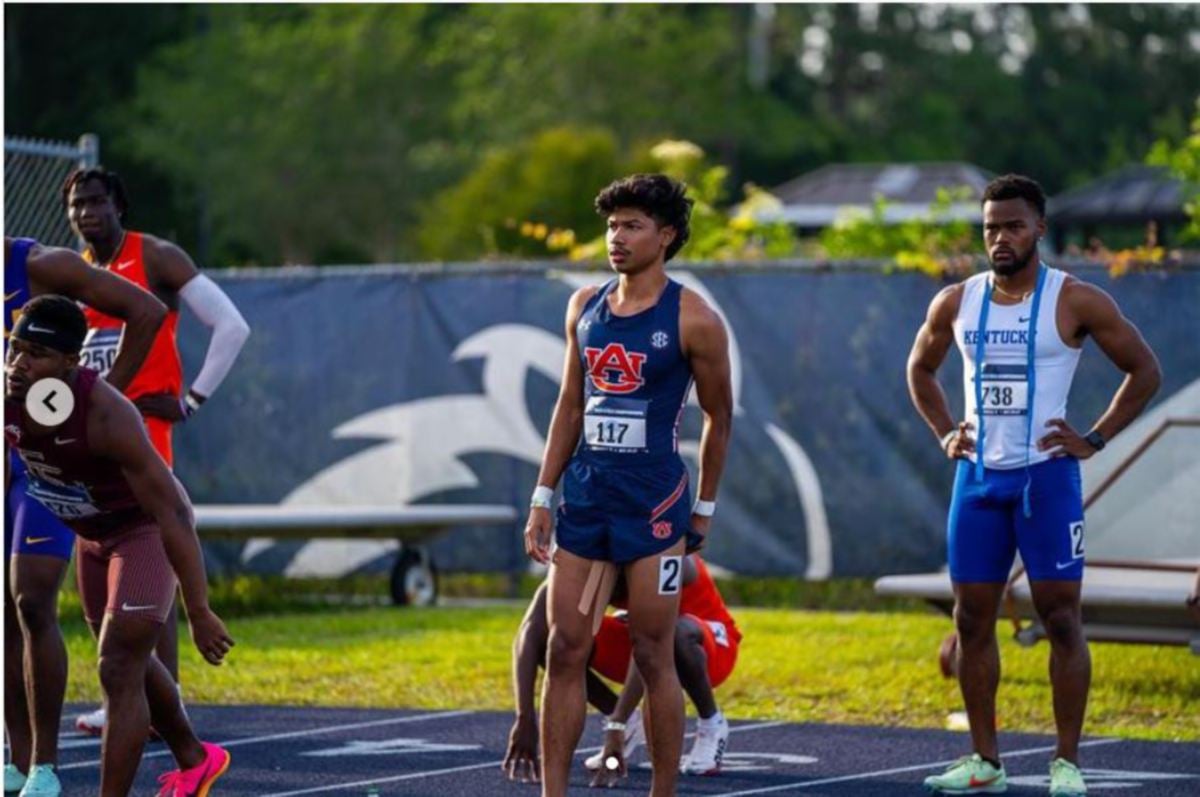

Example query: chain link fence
[4,133,99,248]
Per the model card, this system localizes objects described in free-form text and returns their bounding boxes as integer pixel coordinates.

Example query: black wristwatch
[1084,430,1106,452]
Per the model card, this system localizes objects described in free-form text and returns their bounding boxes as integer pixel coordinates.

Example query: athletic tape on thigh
[577,560,617,636]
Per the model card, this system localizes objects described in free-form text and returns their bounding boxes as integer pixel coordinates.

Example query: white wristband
[530,485,554,509]
[692,499,716,518]
[940,430,957,453]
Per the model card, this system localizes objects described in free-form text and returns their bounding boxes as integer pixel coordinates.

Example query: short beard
[989,245,1037,277]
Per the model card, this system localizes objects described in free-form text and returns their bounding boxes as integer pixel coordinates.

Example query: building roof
[1047,165,1190,226]
[761,162,993,227]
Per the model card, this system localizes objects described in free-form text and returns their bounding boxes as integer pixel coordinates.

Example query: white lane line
[710,737,1125,796]
[58,709,473,771]
[258,719,789,796]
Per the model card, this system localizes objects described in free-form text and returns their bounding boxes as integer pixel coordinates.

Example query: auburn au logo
[584,343,646,394]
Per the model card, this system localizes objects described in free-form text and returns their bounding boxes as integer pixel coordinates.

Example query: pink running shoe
[156,742,231,797]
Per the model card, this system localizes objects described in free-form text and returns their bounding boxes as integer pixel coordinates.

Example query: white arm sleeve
[178,273,251,399]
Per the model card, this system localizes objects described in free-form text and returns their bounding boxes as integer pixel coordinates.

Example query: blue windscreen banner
[173,264,1199,579]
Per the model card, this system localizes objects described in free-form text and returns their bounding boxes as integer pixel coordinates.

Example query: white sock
[698,710,724,729]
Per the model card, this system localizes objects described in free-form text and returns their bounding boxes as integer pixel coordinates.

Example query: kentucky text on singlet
[953,267,1081,470]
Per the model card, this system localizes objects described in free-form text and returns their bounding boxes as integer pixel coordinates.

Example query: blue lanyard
[973,264,1047,517]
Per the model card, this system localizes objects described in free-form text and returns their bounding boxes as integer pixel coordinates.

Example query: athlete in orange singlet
[504,555,739,785]
[63,167,250,736]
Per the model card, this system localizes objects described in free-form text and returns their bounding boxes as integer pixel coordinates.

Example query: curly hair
[594,174,693,262]
[981,173,1046,218]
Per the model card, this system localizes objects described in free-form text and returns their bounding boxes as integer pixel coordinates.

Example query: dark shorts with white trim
[555,454,697,565]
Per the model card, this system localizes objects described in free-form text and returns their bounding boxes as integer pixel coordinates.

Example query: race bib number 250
[79,328,120,378]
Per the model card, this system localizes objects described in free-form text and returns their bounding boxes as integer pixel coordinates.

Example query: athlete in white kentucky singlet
[908,174,1161,796]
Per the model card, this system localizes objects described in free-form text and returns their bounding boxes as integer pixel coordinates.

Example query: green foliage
[818,187,980,276]
[418,126,620,260]
[8,4,1200,265]
[124,5,464,265]
[647,140,801,262]
[1146,98,1200,242]
[558,139,800,263]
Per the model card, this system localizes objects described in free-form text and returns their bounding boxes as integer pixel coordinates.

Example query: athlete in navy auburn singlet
[524,175,733,797]
[557,278,697,563]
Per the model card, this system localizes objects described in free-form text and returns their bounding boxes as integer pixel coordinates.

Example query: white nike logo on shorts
[54,437,76,445]
[1055,559,1080,570]
[120,602,157,612]
[27,324,55,333]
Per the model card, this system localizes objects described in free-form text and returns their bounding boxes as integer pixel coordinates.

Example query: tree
[1146,98,1200,243]
[418,126,622,260]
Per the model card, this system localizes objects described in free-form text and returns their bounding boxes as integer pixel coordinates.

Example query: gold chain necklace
[991,281,1032,301]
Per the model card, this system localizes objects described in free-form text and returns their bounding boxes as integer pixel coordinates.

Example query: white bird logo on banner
[254,273,831,579]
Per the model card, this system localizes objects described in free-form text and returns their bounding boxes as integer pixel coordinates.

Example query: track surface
[53,704,1199,796]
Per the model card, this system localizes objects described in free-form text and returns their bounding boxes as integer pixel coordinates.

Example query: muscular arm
[146,236,251,404]
[608,658,646,723]
[1066,281,1162,442]
[513,583,617,716]
[906,284,963,443]
[89,385,207,611]
[534,287,596,490]
[142,235,199,302]
[513,584,551,720]
[680,292,733,503]
[30,246,166,391]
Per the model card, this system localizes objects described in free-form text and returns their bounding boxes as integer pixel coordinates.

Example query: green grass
[59,603,1200,743]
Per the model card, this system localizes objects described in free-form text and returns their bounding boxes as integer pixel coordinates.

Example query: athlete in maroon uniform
[5,296,232,797]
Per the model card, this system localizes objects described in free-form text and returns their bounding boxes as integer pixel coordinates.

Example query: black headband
[11,314,84,355]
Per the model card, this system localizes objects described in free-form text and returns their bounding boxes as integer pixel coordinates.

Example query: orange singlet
[80,232,182,466]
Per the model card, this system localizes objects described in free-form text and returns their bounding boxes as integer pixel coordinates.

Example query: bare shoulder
[1060,273,1115,305]
[140,232,185,260]
[1059,274,1121,321]
[141,233,199,285]
[88,375,131,421]
[927,281,966,325]
[565,284,601,326]
[27,242,87,271]
[679,286,724,332]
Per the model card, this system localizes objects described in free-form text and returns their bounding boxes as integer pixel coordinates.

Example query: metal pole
[78,133,100,168]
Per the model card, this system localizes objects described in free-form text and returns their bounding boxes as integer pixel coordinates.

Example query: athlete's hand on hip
[588,734,627,788]
[944,421,976,460]
[502,715,540,783]
[134,392,187,422]
[1038,418,1092,458]
[524,507,553,564]
[688,514,711,552]
[188,606,234,665]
